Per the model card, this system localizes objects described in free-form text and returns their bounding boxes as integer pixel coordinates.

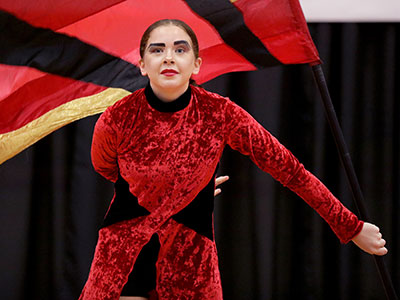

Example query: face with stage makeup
[139,21,202,102]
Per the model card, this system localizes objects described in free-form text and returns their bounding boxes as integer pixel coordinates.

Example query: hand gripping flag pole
[311,63,398,300]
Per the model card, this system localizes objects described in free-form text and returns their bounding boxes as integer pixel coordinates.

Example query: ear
[192,57,202,75]
[139,59,147,76]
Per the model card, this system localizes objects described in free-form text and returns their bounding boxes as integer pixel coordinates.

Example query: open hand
[352,222,388,256]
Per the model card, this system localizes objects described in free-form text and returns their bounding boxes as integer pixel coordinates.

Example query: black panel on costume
[120,234,161,297]
[101,174,150,228]
[102,167,219,296]
[102,166,218,241]
[172,166,218,241]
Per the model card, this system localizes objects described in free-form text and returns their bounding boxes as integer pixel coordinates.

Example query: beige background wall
[299,0,400,22]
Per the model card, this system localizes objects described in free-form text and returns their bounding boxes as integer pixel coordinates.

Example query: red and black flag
[0,0,320,164]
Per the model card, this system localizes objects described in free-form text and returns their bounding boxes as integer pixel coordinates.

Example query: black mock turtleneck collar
[144,84,192,113]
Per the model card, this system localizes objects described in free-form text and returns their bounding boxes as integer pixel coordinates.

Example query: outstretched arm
[224,98,362,243]
[352,222,388,256]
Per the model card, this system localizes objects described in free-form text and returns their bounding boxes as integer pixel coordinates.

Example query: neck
[150,82,189,102]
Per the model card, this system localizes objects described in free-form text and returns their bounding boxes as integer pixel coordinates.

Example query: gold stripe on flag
[0,87,131,165]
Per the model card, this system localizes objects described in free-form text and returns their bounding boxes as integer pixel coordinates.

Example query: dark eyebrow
[147,40,190,49]
[174,40,190,47]
[147,43,165,48]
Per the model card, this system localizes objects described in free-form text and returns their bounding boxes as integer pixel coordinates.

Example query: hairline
[140,20,199,59]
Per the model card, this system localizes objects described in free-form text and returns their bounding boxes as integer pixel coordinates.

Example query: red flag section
[232,0,320,64]
[0,0,320,164]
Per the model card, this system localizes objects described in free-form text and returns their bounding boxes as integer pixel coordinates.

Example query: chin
[159,80,187,90]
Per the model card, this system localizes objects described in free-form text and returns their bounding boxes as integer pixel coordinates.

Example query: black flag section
[0,10,147,92]
[184,0,281,68]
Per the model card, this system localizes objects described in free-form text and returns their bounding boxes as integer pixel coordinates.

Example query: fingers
[214,175,229,196]
[352,222,388,256]
[373,238,388,256]
[371,224,379,232]
[215,175,229,187]
[371,227,388,256]
[371,226,387,255]
[375,245,388,256]
[214,188,221,196]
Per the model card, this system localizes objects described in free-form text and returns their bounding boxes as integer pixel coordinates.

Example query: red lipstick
[161,69,178,76]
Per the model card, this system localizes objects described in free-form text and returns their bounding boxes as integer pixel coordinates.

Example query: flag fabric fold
[0,0,320,164]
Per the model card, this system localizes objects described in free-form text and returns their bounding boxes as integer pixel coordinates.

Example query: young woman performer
[80,19,387,300]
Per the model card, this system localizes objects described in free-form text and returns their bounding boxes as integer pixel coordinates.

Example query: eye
[175,47,186,53]
[149,47,163,54]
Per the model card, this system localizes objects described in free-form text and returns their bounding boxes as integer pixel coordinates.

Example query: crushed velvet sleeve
[91,107,119,183]
[224,100,363,244]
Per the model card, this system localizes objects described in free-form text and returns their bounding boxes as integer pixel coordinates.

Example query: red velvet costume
[79,85,363,300]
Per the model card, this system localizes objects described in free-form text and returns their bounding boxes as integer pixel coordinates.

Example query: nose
[164,49,175,64]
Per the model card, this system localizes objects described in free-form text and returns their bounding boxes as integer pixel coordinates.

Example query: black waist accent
[102,164,219,241]
[171,164,219,241]
[101,174,150,228]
